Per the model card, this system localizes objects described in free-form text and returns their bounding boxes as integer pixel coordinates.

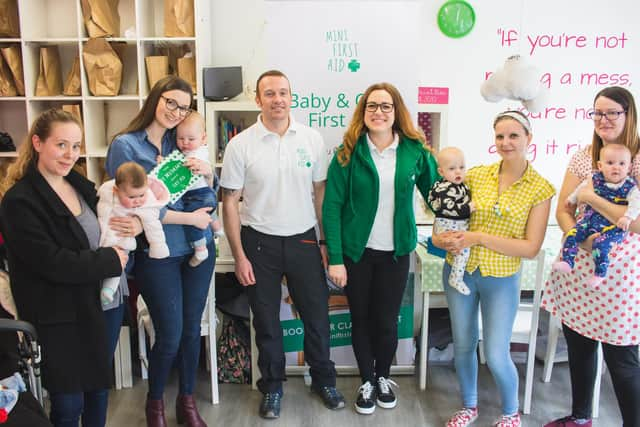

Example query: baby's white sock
[101,287,116,306]
[189,246,209,267]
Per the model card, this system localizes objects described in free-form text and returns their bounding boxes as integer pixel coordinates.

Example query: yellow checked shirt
[447,161,555,277]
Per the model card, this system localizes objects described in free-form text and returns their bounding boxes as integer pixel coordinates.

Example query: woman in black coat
[0,109,128,427]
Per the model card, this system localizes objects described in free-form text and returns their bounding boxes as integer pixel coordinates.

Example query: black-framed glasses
[161,95,192,117]
[365,102,394,113]
[588,110,626,121]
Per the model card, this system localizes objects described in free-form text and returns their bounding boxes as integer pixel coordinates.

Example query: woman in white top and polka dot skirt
[542,86,640,427]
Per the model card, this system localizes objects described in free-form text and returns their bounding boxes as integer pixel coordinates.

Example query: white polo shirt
[365,133,398,251]
[220,114,328,236]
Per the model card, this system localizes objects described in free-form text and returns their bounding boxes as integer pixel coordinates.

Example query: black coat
[0,165,122,393]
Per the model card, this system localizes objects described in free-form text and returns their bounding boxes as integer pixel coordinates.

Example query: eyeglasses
[365,102,394,113]
[161,95,192,117]
[587,110,626,121]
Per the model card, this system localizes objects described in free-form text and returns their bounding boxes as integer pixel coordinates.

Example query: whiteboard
[419,0,639,206]
[260,0,639,224]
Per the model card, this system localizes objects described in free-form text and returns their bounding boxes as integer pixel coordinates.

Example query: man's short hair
[255,70,290,96]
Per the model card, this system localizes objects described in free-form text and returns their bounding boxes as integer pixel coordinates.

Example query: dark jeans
[344,249,409,383]
[563,324,640,426]
[241,226,336,393]
[135,240,215,399]
[49,303,124,427]
[181,187,217,246]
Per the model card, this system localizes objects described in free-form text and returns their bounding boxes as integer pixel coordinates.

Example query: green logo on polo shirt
[297,148,312,168]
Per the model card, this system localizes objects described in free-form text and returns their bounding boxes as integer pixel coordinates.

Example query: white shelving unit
[0,0,211,184]
[205,98,259,168]
[415,103,448,225]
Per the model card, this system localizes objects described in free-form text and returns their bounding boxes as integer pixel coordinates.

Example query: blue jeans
[49,303,125,427]
[443,263,520,415]
[134,240,215,399]
[179,187,217,247]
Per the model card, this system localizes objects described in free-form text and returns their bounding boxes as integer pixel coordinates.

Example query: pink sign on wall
[418,87,449,104]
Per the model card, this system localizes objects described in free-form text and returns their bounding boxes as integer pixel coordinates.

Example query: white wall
[209,0,639,197]
[210,0,267,96]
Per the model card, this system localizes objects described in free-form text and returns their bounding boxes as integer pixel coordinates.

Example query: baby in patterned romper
[553,144,640,286]
[428,147,475,295]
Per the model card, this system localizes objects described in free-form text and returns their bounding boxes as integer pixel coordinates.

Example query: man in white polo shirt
[221,70,344,419]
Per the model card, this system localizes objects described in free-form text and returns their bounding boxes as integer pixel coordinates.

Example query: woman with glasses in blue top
[542,86,640,427]
[106,76,215,427]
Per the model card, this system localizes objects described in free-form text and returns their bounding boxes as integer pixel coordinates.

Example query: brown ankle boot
[176,394,207,427]
[145,398,168,427]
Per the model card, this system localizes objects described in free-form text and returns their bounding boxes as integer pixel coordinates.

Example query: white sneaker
[376,377,397,409]
[354,381,375,415]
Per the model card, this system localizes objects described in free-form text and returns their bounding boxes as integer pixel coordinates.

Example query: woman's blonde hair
[336,82,427,166]
[590,86,640,169]
[0,109,82,198]
[112,75,193,143]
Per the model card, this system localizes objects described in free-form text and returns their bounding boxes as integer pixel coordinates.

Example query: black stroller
[0,310,51,427]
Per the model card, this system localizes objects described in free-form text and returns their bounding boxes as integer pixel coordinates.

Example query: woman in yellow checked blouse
[433,110,555,427]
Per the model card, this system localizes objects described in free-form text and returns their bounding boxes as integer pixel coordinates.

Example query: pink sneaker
[494,413,520,427]
[446,407,478,427]
[544,415,592,427]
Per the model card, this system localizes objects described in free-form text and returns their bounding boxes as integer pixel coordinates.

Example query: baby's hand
[148,178,169,201]
[156,155,164,164]
[617,216,632,231]
[564,199,576,209]
[468,201,476,213]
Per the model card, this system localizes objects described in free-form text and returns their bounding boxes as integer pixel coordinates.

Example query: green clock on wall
[438,0,476,38]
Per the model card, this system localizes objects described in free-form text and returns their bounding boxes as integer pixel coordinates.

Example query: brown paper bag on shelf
[62,104,83,124]
[109,41,138,95]
[109,41,127,63]
[177,56,196,93]
[164,0,194,37]
[0,55,17,96]
[73,160,87,177]
[82,38,123,96]
[0,0,20,38]
[156,42,189,75]
[62,104,85,153]
[35,46,63,96]
[0,45,24,96]
[80,0,120,38]
[145,56,169,91]
[63,55,81,96]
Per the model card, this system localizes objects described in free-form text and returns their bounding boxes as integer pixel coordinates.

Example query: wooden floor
[106,361,621,426]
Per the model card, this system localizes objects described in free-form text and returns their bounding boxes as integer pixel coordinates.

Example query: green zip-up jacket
[323,134,440,265]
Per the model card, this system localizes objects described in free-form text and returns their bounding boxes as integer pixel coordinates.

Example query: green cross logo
[348,59,361,72]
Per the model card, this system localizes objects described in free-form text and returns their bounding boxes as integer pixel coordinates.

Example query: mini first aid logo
[326,29,360,73]
[297,148,312,168]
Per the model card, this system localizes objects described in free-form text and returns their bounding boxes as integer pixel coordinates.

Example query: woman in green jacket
[322,82,439,415]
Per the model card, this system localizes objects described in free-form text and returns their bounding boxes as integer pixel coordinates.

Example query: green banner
[281,304,414,353]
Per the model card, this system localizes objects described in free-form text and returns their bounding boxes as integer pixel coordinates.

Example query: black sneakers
[259,391,282,419]
[376,377,398,409]
[311,385,346,410]
[355,381,376,415]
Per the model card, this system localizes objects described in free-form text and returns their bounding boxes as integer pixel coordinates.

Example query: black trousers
[563,324,640,426]
[344,249,409,383]
[241,226,336,393]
